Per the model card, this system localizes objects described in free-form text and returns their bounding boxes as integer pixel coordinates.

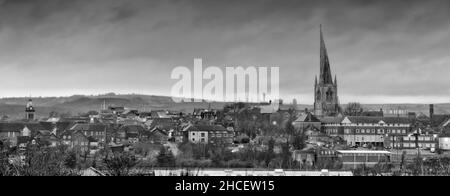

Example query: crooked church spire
[314,25,340,117]
[320,25,333,85]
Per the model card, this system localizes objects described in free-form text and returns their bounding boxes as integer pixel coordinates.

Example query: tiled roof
[381,117,415,124]
[0,121,89,136]
[0,122,51,133]
[119,124,146,133]
[70,123,108,132]
[361,111,384,117]
[346,116,413,124]
[36,130,53,136]
[320,116,344,124]
[439,118,450,128]
[0,123,26,132]
[151,128,168,136]
[187,125,227,132]
[295,113,321,123]
[60,130,73,136]
[432,115,450,127]
[55,122,73,131]
[148,118,177,130]
[151,111,170,118]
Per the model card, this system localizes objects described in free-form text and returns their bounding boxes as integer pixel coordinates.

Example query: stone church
[314,26,341,117]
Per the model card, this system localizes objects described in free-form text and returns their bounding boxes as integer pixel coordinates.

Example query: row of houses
[0,118,237,152]
[0,121,171,151]
[293,111,450,151]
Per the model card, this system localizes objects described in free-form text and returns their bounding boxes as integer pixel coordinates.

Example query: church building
[314,26,341,117]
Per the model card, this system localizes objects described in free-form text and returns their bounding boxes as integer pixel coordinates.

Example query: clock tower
[25,99,35,121]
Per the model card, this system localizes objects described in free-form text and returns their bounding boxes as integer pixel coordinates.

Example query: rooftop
[336,150,391,154]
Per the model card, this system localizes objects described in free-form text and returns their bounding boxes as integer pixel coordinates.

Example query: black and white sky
[1,0,450,104]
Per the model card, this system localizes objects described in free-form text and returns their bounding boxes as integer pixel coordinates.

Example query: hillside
[0,94,228,120]
[1,93,449,120]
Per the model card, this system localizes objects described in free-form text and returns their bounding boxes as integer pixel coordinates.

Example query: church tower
[314,25,340,117]
[25,98,35,121]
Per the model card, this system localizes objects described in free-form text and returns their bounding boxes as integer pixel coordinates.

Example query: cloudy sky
[0,0,450,104]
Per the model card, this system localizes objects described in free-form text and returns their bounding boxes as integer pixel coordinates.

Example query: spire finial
[320,24,323,40]
[319,24,333,85]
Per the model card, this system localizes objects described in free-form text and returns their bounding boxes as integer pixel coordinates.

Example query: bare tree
[103,152,139,176]
[344,102,364,116]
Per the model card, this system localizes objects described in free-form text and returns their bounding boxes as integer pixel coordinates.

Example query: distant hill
[0,94,228,120]
[0,93,449,120]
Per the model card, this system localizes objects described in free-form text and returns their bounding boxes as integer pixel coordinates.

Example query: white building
[439,135,450,150]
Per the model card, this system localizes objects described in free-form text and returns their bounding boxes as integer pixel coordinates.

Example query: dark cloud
[0,0,449,103]
[109,2,139,22]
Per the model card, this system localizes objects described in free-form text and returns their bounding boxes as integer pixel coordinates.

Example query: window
[201,133,206,137]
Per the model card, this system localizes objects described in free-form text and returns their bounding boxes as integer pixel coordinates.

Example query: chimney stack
[430,104,434,119]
